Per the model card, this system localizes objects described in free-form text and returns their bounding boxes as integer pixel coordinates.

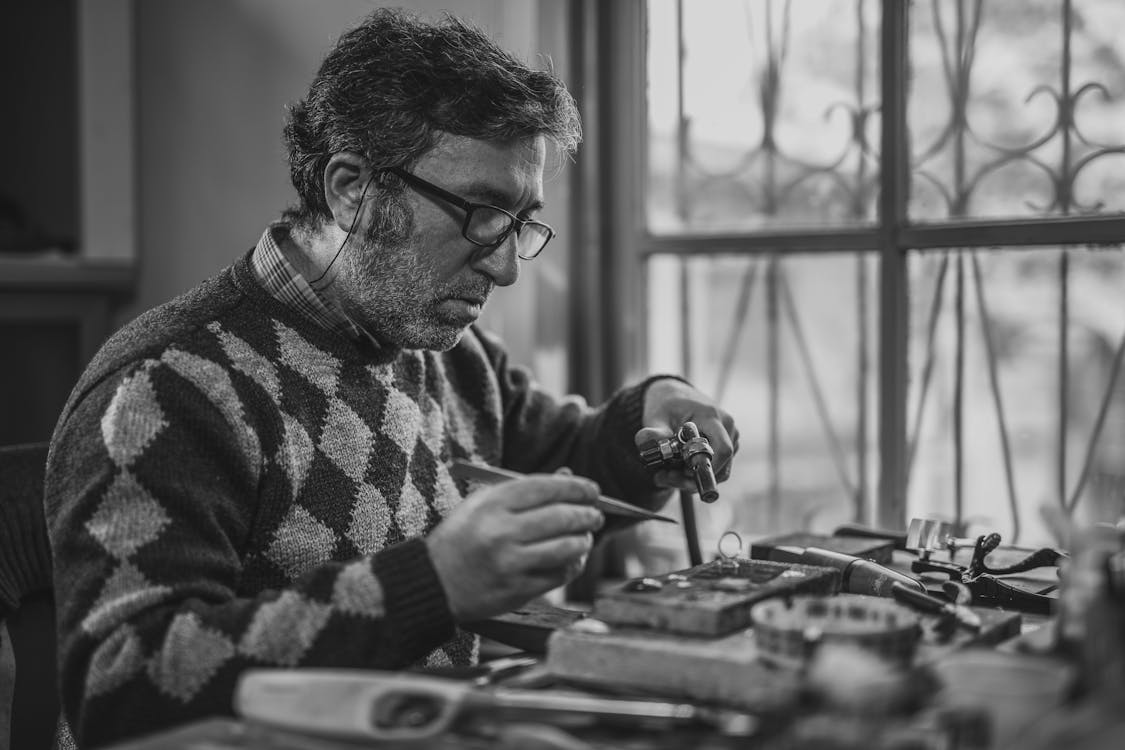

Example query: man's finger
[479,474,600,511]
[634,426,675,449]
[516,533,594,571]
[511,503,605,542]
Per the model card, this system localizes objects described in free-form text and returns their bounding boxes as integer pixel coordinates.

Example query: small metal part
[624,577,665,592]
[637,421,720,502]
[471,655,539,687]
[717,530,743,573]
[677,422,719,502]
[718,530,743,559]
[569,618,611,634]
[904,518,977,560]
[941,581,973,606]
[964,533,1002,581]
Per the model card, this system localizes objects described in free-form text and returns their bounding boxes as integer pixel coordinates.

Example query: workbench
[99,537,1120,750]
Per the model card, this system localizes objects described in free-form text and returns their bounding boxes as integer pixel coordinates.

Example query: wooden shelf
[0,254,135,293]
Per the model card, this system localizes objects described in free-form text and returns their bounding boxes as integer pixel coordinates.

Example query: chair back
[0,442,58,750]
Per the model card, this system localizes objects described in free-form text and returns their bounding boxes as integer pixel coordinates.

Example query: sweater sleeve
[471,329,684,522]
[44,356,455,749]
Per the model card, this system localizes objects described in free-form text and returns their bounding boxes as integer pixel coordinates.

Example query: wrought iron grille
[623,0,1125,563]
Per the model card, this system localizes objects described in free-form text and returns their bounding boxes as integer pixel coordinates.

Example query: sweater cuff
[372,538,456,658]
[625,374,693,427]
[605,374,694,493]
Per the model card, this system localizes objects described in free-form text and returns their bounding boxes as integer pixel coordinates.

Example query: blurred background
[4,0,1125,573]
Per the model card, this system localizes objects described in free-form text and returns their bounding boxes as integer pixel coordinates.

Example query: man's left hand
[636,378,739,492]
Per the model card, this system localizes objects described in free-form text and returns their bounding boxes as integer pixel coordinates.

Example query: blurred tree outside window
[626,0,1125,572]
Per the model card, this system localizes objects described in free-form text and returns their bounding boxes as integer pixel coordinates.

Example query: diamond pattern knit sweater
[44,253,666,748]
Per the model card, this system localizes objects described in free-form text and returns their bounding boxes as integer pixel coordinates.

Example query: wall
[130,0,571,383]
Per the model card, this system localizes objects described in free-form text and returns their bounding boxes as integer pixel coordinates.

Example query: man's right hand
[425,473,604,622]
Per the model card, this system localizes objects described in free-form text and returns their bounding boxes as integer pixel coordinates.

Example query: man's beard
[333,220,491,351]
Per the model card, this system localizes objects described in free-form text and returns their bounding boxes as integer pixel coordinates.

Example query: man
[45,9,738,748]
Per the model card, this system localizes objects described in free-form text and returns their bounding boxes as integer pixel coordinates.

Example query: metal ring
[718,530,743,561]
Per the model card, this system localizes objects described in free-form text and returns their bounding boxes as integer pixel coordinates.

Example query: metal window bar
[777,267,860,505]
[969,252,1021,540]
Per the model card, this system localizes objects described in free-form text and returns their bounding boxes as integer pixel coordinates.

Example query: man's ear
[323,152,370,233]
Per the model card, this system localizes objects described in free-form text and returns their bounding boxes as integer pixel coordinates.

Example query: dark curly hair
[282,8,582,230]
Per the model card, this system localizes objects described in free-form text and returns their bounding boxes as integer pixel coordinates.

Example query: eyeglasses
[386,166,555,260]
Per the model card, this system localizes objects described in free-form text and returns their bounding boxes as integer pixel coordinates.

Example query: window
[606,0,1125,568]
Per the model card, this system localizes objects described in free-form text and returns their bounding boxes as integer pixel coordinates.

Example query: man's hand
[636,378,739,492]
[426,474,604,622]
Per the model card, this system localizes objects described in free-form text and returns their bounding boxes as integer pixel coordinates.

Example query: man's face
[336,135,547,351]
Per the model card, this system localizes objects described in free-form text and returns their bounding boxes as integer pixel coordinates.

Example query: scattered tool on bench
[835,517,1066,614]
[764,545,927,597]
[235,669,760,742]
[908,532,1061,614]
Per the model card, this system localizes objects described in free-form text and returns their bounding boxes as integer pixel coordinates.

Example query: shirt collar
[250,223,380,346]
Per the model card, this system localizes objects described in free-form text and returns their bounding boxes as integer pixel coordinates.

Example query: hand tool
[235,669,759,742]
[910,534,1059,615]
[769,545,927,597]
[890,580,982,632]
[449,459,677,524]
[637,421,719,502]
[839,517,1068,574]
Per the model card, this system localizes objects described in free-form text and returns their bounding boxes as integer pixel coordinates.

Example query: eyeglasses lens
[466,208,551,259]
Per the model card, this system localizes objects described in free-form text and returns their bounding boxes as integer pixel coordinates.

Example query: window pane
[645,0,881,235]
[909,0,1125,220]
[906,245,1125,547]
[637,252,878,572]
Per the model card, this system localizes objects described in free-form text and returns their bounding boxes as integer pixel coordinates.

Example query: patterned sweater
[44,252,666,748]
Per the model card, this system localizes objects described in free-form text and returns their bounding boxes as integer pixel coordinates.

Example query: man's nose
[469,235,520,287]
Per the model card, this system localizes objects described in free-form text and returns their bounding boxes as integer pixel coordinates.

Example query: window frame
[585,0,1125,530]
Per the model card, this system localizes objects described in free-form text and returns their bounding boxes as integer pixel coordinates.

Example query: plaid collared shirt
[250,223,369,342]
